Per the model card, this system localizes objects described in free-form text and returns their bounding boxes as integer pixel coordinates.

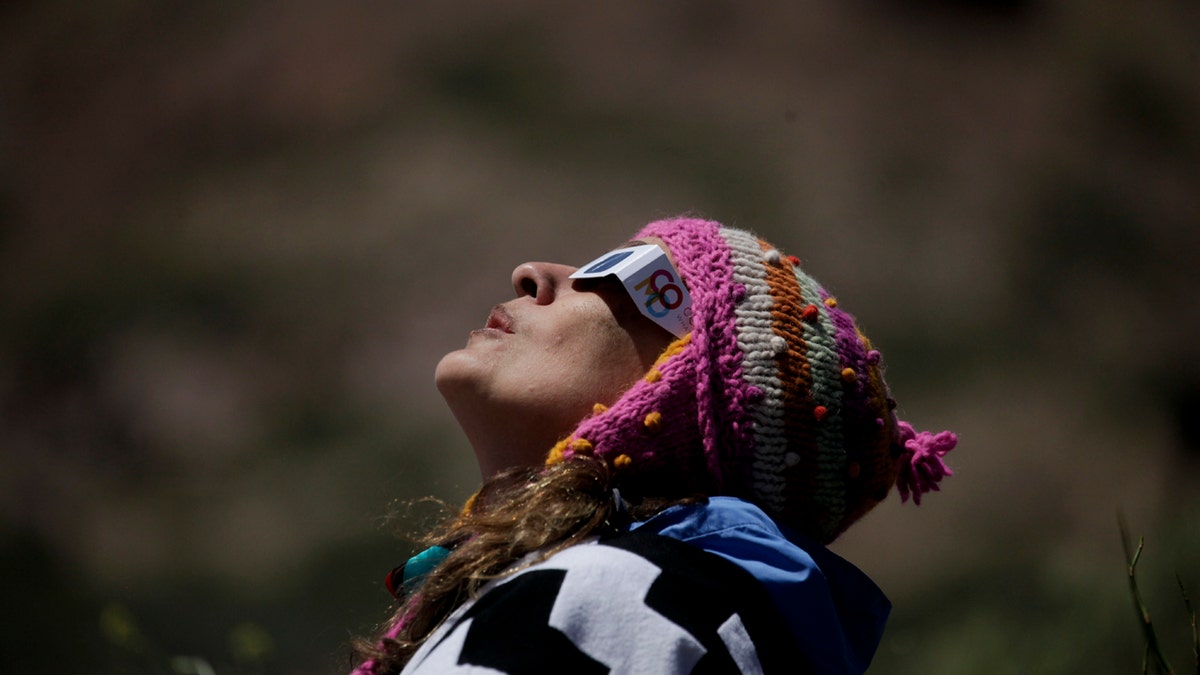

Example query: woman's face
[435,242,675,477]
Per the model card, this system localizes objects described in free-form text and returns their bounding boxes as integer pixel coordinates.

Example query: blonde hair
[350,455,702,672]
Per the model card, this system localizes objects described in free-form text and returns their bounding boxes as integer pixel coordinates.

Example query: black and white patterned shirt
[399,529,799,674]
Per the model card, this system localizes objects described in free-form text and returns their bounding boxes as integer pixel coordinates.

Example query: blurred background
[2,1,1198,673]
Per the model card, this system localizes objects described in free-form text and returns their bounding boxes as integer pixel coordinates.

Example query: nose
[511,262,577,305]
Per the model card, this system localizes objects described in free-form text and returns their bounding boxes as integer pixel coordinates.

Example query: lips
[485,305,514,333]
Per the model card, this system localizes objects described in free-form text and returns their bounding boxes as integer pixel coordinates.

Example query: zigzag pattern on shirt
[401,540,775,674]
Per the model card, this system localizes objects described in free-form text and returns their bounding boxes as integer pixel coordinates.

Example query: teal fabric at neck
[403,545,451,591]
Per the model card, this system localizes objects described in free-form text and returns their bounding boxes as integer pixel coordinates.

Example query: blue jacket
[633,497,890,675]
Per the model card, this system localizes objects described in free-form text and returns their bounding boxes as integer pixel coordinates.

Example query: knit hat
[547,217,956,543]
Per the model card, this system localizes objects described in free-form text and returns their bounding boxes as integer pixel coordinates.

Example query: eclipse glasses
[570,244,693,338]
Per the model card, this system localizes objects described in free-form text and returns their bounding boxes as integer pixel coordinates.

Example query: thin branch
[1120,515,1175,675]
[1177,575,1198,675]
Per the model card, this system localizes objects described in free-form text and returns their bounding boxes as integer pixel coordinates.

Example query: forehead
[619,237,677,267]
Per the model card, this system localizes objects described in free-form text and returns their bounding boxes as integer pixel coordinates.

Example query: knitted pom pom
[592,403,608,415]
[613,454,632,469]
[824,297,838,308]
[570,438,594,455]
[814,405,829,421]
[643,411,662,433]
[841,367,857,383]
[802,304,820,322]
[895,421,958,505]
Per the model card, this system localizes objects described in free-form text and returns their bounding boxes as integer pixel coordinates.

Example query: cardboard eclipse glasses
[569,244,693,338]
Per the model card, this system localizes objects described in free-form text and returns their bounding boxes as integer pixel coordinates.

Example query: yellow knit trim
[655,334,691,366]
[546,438,569,465]
[461,492,478,516]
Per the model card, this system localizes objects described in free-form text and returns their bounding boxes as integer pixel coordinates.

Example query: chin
[435,347,497,407]
[434,348,470,391]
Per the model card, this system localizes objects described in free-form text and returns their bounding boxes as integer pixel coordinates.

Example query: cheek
[545,311,648,398]
[585,328,650,396]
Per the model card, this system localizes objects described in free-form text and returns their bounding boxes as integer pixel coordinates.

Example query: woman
[351,217,956,674]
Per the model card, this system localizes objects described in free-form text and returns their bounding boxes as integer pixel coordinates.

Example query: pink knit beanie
[547,217,956,543]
